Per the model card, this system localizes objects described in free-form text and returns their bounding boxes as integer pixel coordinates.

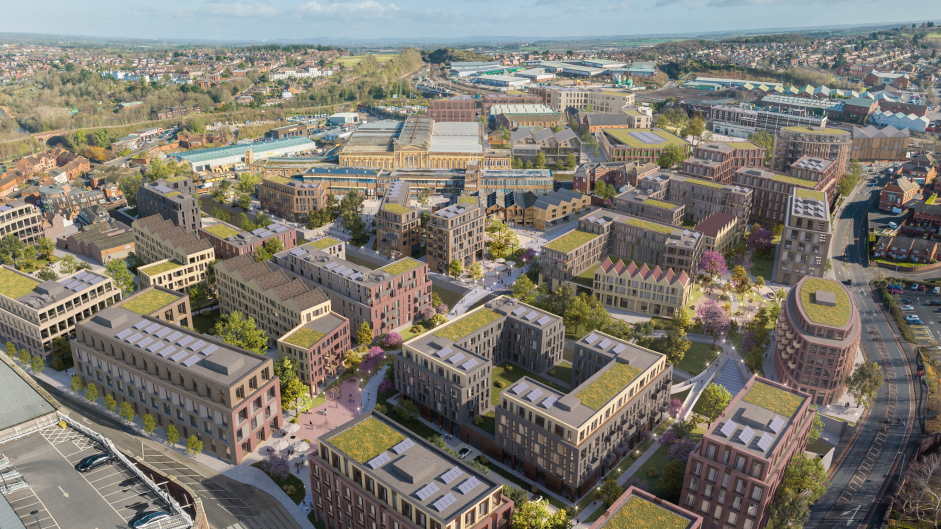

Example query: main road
[805,170,924,528]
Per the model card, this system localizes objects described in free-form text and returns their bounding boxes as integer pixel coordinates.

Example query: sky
[2,0,940,43]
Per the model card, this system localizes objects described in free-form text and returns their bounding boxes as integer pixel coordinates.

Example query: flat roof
[710,380,807,460]
[9,267,112,310]
[797,277,852,328]
[0,358,55,431]
[176,136,317,164]
[599,492,698,529]
[604,128,688,149]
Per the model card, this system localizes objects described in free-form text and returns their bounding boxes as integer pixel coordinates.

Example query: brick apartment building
[573,161,659,194]
[913,200,941,229]
[694,213,739,254]
[132,215,215,292]
[428,94,543,122]
[681,376,815,529]
[598,129,690,165]
[879,177,920,211]
[277,313,350,391]
[772,126,852,176]
[680,142,765,184]
[73,287,281,464]
[199,221,297,260]
[376,180,420,260]
[259,176,328,223]
[265,123,309,139]
[731,166,833,225]
[426,197,486,276]
[773,189,832,286]
[137,177,203,234]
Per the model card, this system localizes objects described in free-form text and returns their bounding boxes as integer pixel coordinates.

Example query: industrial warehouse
[172,136,318,172]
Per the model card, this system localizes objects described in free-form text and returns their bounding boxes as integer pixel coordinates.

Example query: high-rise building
[377,180,421,260]
[136,177,203,233]
[772,126,852,176]
[774,277,860,405]
[132,215,215,293]
[426,197,486,275]
[681,376,816,529]
[773,189,832,286]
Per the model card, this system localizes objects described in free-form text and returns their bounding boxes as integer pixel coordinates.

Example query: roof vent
[815,291,836,307]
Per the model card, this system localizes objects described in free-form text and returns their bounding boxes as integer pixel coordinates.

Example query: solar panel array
[524,311,538,321]
[290,247,308,256]
[512,382,529,394]
[536,316,551,326]
[416,483,440,501]
[612,344,626,355]
[182,355,201,367]
[202,344,218,356]
[368,453,391,469]
[461,359,478,370]
[583,334,598,345]
[526,389,543,401]
[156,347,174,357]
[458,478,481,495]
[392,438,415,454]
[597,339,612,350]
[116,328,134,340]
[756,433,773,452]
[629,131,665,145]
[434,346,453,358]
[169,351,189,363]
[768,415,785,433]
[134,320,149,330]
[136,337,155,350]
[447,353,466,365]
[324,262,339,270]
[440,467,463,484]
[720,420,737,438]
[125,332,143,344]
[541,395,558,409]
[739,426,755,445]
[512,306,527,316]
[433,493,457,512]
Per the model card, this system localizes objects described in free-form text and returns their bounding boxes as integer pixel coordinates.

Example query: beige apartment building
[774,189,832,286]
[590,257,692,319]
[547,88,635,113]
[0,200,46,244]
[377,180,421,260]
[427,196,486,275]
[133,215,215,293]
[693,213,739,254]
[0,266,120,358]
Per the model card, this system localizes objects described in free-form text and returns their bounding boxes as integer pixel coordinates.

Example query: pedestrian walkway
[714,359,746,396]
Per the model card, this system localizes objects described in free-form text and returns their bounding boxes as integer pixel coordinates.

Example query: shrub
[378,379,395,396]
[302,438,311,444]
[479,456,488,465]
[549,369,556,376]
[289,417,298,423]
[283,484,297,496]
[646,467,660,478]
[631,451,641,460]
[506,366,513,372]
[496,381,507,388]
[381,332,403,348]
[530,485,538,493]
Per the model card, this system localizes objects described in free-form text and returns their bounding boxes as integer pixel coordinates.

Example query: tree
[597,477,623,507]
[898,453,941,525]
[185,435,203,456]
[448,259,463,278]
[119,401,135,422]
[747,226,773,258]
[633,320,655,348]
[769,454,829,528]
[36,237,54,260]
[658,144,687,168]
[428,313,448,327]
[70,375,84,393]
[37,267,58,281]
[165,423,180,445]
[343,348,363,373]
[59,254,78,275]
[357,322,373,345]
[142,414,157,435]
[603,319,633,341]
[253,237,284,262]
[534,152,547,169]
[696,299,730,346]
[659,459,686,499]
[189,284,208,312]
[696,383,733,427]
[809,409,824,442]
[105,260,137,296]
[699,250,728,283]
[236,193,252,211]
[510,275,538,304]
[17,348,29,366]
[214,311,268,354]
[487,220,520,260]
[417,188,431,206]
[510,497,569,529]
[394,399,419,422]
[661,323,691,367]
[281,378,308,412]
[467,261,484,283]
[503,485,529,507]
[846,361,884,408]
[681,114,706,143]
[656,108,689,135]
[742,307,772,374]
[730,265,751,298]
[30,353,45,374]
[85,382,98,403]
[750,130,774,166]
[104,394,118,413]
[4,341,16,357]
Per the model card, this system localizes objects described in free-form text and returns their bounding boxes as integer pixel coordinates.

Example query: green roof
[310,237,340,249]
[798,277,851,328]
[722,141,761,149]
[379,258,423,277]
[643,198,680,210]
[626,110,642,116]
[576,363,641,410]
[121,290,179,315]
[166,191,181,197]
[204,223,241,239]
[267,176,295,185]
[622,217,675,235]
[795,189,827,201]
[544,230,601,253]
[743,382,805,419]
[0,268,39,299]
[139,261,184,276]
[783,126,850,135]
[605,129,688,149]
[459,196,478,204]
[771,173,817,188]
[165,175,190,183]
[330,417,405,463]
[383,203,412,215]
[685,178,725,189]
[283,327,326,349]
[603,496,693,529]
[434,308,502,342]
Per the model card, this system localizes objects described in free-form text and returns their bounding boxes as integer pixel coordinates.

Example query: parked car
[889,222,899,229]
[889,284,903,290]
[902,305,915,310]
[902,298,913,304]
[458,448,471,459]
[912,283,920,290]
[843,279,853,285]
[130,511,170,528]
[934,287,940,295]
[921,284,929,291]
[890,289,904,294]
[909,319,923,325]
[930,300,941,306]
[76,452,113,472]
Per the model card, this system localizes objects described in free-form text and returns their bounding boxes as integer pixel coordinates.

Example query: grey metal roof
[0,359,56,432]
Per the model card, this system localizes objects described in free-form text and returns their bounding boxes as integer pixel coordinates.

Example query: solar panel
[267,223,279,230]
[458,477,481,495]
[324,262,338,270]
[612,344,626,354]
[585,216,596,222]
[368,453,391,469]
[89,276,104,285]
[541,395,558,408]
[433,493,457,512]
[447,353,466,364]
[133,320,150,330]
[341,269,356,277]
[188,339,207,351]
[333,266,348,275]
[416,482,440,501]
[739,426,755,445]
[768,415,786,434]
[71,284,86,292]
[350,273,363,281]
[182,355,201,367]
[115,328,134,340]
[62,280,78,289]
[0,205,9,212]
[74,271,90,280]
[290,248,307,256]
[157,347,174,357]
[434,346,452,358]
[583,334,598,345]
[125,332,143,344]
[461,359,478,370]
[165,331,183,343]
[720,420,737,438]
[526,389,543,401]
[146,342,165,353]
[597,339,612,350]
[257,230,273,238]
[512,382,529,394]
[512,306,527,316]
[440,467,463,484]
[169,351,190,363]
[154,327,174,338]
[177,335,194,347]
[536,316,551,326]
[201,344,218,356]
[144,323,162,334]
[392,439,415,454]
[251,228,266,235]
[524,311,538,321]
[756,433,773,452]
[136,337,155,349]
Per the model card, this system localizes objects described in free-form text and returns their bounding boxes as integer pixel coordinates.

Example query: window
[700,500,710,513]
[732,497,742,510]
[735,479,746,495]
[727,512,738,526]
[707,468,718,483]
[751,486,763,501]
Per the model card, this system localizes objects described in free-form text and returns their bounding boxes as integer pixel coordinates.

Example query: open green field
[333,54,399,67]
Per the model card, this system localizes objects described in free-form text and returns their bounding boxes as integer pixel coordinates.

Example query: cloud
[656,0,856,6]
[294,0,401,19]
[200,0,277,17]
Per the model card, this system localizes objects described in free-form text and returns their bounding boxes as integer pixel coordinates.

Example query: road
[36,379,302,529]
[805,169,923,528]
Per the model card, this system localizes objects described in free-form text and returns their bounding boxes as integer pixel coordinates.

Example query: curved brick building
[774,276,860,406]
[772,126,852,176]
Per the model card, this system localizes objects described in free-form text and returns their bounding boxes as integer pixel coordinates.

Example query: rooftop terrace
[120,289,180,315]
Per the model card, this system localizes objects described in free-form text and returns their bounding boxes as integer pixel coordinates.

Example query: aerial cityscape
[0,11,939,529]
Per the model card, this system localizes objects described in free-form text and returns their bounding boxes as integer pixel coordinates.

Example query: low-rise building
[73,287,282,464]
[259,176,328,222]
[464,165,555,196]
[680,142,765,185]
[265,123,309,139]
[773,189,832,286]
[56,221,136,265]
[879,177,920,211]
[573,161,659,194]
[579,113,630,133]
[681,376,816,529]
[427,197,486,275]
[873,235,941,262]
[37,185,107,217]
[693,213,739,254]
[546,88,635,113]
[598,129,690,165]
[491,105,563,130]
[137,177,203,234]
[133,215,216,292]
[509,128,580,167]
[590,257,691,318]
[913,200,941,229]
[0,266,120,357]
[377,180,421,260]
[590,487,702,529]
[198,221,297,261]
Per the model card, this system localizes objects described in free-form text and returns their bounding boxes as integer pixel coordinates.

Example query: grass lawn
[19,258,56,274]
[121,290,180,315]
[477,411,496,435]
[550,361,573,385]
[672,388,690,405]
[0,267,39,298]
[673,341,719,375]
[434,309,502,341]
[749,253,774,283]
[125,207,138,217]
[344,254,380,270]
[432,285,464,311]
[381,406,439,440]
[688,282,704,304]
[630,426,705,499]
[251,462,306,504]
[192,309,219,334]
[491,362,562,405]
[399,323,430,343]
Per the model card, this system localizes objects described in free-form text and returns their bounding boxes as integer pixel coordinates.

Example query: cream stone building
[133,215,215,293]
[590,257,692,319]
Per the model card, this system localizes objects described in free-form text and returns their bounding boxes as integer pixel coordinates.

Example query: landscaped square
[379,258,423,276]
[0,268,39,299]
[139,261,183,276]
[283,327,326,349]
[604,496,693,529]
[575,363,641,410]
[743,382,805,418]
[798,277,850,327]
[204,223,241,239]
[383,203,412,215]
[310,237,340,249]
[121,290,179,315]
[329,417,405,463]
[544,230,600,253]
[434,308,502,342]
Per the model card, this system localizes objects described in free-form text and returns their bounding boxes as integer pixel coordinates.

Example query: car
[902,305,915,310]
[889,222,899,229]
[921,284,929,291]
[843,279,853,285]
[129,511,170,528]
[910,319,924,326]
[890,289,904,294]
[931,300,941,306]
[76,452,113,472]
[935,287,940,295]
[890,284,903,290]
[902,298,913,304]
[458,447,472,459]
[913,283,921,290]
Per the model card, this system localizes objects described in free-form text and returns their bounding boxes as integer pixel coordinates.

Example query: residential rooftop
[200,221,294,248]
[119,288,182,315]
[544,230,601,253]
[272,244,422,287]
[709,378,807,460]
[3,267,112,310]
[797,277,852,328]
[598,491,700,529]
[603,128,688,150]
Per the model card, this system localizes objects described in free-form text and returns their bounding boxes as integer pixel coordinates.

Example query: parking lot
[888,283,941,351]
[1,425,171,529]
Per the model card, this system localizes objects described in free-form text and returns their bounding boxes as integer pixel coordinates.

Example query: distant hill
[421,48,492,65]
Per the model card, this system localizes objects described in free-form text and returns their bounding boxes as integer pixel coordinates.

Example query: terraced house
[310,414,513,529]
[198,220,297,260]
[137,177,203,234]
[496,329,672,499]
[427,197,486,275]
[377,181,421,260]
[397,297,564,435]
[588,257,692,319]
[539,211,703,289]
[278,311,351,391]
[133,215,215,292]
[72,288,282,464]
[0,266,119,357]
[272,241,432,339]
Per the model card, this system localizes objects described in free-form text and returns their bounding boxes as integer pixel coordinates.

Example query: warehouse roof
[175,137,317,165]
